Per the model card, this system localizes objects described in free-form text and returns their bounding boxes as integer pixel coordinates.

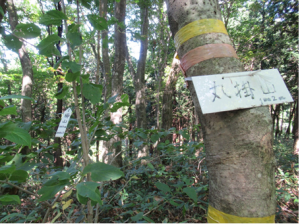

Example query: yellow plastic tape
[174,19,228,50]
[207,205,275,223]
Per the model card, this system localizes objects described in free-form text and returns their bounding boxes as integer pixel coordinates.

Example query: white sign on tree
[55,108,72,137]
[191,69,293,114]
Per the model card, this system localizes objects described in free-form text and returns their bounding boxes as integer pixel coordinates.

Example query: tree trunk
[7,0,34,156]
[103,0,126,168]
[161,55,180,143]
[166,0,276,222]
[293,100,299,154]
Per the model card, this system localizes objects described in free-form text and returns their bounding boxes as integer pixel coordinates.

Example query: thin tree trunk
[166,0,275,221]
[293,100,299,154]
[161,55,180,143]
[103,0,126,167]
[7,0,34,156]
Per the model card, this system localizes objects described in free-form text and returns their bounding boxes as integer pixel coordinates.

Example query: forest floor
[0,137,298,223]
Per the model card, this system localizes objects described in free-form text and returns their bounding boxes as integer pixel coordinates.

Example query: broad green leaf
[76,191,88,204]
[133,140,143,147]
[80,0,93,9]
[67,31,82,48]
[7,153,22,166]
[0,105,17,116]
[143,216,155,223]
[51,171,70,180]
[180,129,190,140]
[137,132,147,139]
[87,14,108,30]
[107,94,118,104]
[0,95,34,101]
[54,86,69,100]
[38,179,69,201]
[65,72,80,82]
[37,34,62,57]
[0,195,21,205]
[0,164,16,174]
[150,133,160,143]
[62,61,81,73]
[76,182,102,204]
[4,126,31,147]
[39,10,68,26]
[13,23,41,39]
[110,94,130,112]
[131,212,143,222]
[68,23,80,32]
[82,83,102,104]
[155,182,171,194]
[9,170,28,183]
[82,162,124,182]
[183,187,197,203]
[54,56,69,69]
[3,34,22,52]
[0,122,16,138]
[147,163,155,170]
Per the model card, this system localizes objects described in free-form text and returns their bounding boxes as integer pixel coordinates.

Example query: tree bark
[7,0,34,156]
[161,55,180,143]
[125,1,149,159]
[166,0,276,220]
[103,0,126,167]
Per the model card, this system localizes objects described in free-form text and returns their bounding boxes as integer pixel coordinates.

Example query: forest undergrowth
[0,135,298,223]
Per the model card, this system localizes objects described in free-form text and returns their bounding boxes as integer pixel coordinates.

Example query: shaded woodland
[0,0,298,222]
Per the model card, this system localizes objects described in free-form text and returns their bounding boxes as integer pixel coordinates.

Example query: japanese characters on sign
[55,108,72,137]
[192,69,293,114]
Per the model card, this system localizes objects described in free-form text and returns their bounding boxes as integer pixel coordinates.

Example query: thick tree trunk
[166,0,276,221]
[103,0,126,167]
[7,0,34,156]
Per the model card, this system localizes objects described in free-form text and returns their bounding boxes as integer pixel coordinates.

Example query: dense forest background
[0,0,298,223]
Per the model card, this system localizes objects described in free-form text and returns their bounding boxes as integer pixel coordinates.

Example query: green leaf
[3,34,22,52]
[183,187,197,203]
[131,212,143,222]
[151,134,160,143]
[76,182,102,204]
[180,129,189,140]
[0,95,34,101]
[107,94,118,104]
[38,179,69,201]
[80,0,93,9]
[13,23,41,39]
[143,216,155,223]
[39,10,68,26]
[37,34,62,57]
[76,191,88,204]
[147,163,155,170]
[82,83,102,104]
[82,162,124,182]
[0,122,16,138]
[155,182,171,194]
[65,72,80,82]
[67,31,82,48]
[87,14,108,30]
[54,56,69,69]
[0,195,21,205]
[54,86,69,100]
[4,126,31,147]
[0,105,17,116]
[9,170,28,183]
[0,164,16,174]
[0,6,4,16]
[110,94,130,112]
[51,171,70,180]
[62,61,81,73]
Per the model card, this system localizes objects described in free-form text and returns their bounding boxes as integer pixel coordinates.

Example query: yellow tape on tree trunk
[207,205,275,223]
[174,19,228,50]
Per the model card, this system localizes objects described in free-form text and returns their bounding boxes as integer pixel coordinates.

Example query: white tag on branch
[55,108,72,137]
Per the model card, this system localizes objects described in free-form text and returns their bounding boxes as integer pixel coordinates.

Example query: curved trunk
[166,0,276,221]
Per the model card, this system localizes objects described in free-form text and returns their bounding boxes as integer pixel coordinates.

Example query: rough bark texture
[161,55,180,143]
[103,0,126,167]
[166,0,276,218]
[7,0,34,156]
